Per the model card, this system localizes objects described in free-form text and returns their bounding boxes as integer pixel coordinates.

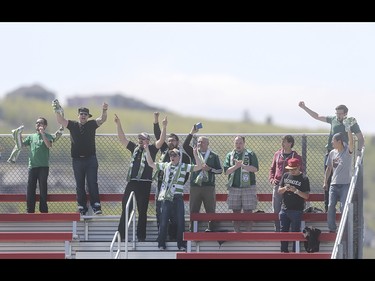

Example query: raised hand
[52,99,64,115]
[114,114,121,124]
[162,116,168,127]
[343,117,357,132]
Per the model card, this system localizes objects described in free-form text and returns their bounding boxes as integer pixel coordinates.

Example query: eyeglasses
[79,112,88,116]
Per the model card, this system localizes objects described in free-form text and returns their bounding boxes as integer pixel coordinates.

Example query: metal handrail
[110,231,122,259]
[108,191,136,259]
[331,146,365,259]
[124,191,136,259]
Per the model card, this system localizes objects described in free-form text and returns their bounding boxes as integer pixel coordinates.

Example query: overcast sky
[1,22,374,134]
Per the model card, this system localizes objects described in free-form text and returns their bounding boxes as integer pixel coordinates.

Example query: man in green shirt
[22,117,54,213]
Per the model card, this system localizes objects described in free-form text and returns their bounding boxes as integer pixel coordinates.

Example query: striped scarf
[158,162,184,201]
[227,149,251,188]
[7,125,24,163]
[53,126,64,142]
[52,99,64,116]
[194,149,210,186]
[152,149,168,181]
[126,146,146,182]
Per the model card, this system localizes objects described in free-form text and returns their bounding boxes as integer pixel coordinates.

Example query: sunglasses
[79,112,88,116]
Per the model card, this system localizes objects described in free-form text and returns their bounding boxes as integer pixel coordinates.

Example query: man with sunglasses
[55,103,108,216]
[115,113,167,242]
[21,117,54,213]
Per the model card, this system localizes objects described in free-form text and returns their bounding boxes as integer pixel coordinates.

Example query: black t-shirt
[127,141,159,181]
[67,120,99,158]
[280,172,310,211]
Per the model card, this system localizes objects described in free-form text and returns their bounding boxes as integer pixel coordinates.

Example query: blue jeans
[272,185,282,232]
[279,209,303,252]
[72,156,100,212]
[158,194,186,249]
[156,183,177,240]
[328,184,349,232]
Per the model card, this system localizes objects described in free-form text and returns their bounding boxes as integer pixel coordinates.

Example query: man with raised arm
[54,101,108,215]
[114,113,167,242]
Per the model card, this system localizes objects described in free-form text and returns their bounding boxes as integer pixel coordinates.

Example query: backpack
[303,206,323,213]
[303,226,321,253]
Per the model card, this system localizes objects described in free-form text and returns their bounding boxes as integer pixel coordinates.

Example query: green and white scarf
[52,99,64,116]
[227,149,251,188]
[51,99,64,142]
[158,163,183,202]
[126,146,146,182]
[7,125,24,163]
[194,149,210,186]
[53,126,64,142]
[152,150,168,181]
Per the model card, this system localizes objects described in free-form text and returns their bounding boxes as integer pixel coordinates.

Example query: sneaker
[159,247,166,251]
[205,228,212,232]
[179,247,187,252]
[78,206,87,216]
[93,208,102,215]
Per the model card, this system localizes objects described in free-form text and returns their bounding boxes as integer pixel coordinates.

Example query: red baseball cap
[285,158,300,170]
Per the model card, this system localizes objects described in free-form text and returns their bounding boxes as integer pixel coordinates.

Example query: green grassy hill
[0,97,325,135]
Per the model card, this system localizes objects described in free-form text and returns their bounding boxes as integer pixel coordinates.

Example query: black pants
[27,167,49,213]
[118,180,151,241]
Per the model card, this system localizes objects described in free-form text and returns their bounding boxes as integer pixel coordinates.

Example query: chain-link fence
[0,133,360,215]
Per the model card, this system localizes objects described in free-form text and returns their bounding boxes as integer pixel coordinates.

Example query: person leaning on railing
[324,127,354,233]
[298,101,364,212]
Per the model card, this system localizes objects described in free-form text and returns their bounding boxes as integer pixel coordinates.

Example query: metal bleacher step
[74,241,184,259]
[0,214,335,259]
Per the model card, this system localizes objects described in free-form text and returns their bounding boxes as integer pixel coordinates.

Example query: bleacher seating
[0,193,339,259]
